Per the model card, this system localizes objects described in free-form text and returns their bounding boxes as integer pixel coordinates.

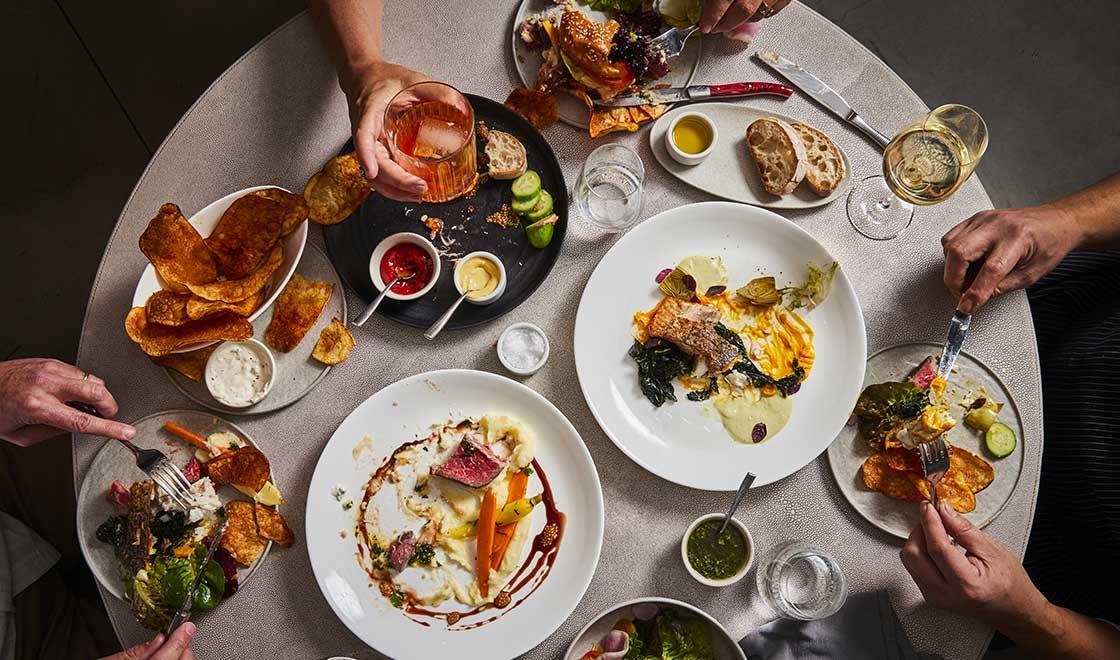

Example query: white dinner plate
[650,104,851,209]
[76,410,273,601]
[827,343,1025,539]
[511,0,702,129]
[574,202,866,490]
[305,369,604,660]
[130,185,308,353]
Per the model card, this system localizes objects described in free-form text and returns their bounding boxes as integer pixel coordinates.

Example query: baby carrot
[476,489,497,599]
[490,471,529,570]
[164,421,209,451]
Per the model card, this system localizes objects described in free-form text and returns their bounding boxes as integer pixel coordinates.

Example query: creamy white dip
[205,342,272,407]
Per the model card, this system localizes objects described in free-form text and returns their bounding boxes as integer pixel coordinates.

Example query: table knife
[167,517,229,636]
[593,82,792,108]
[937,310,972,377]
[754,51,891,149]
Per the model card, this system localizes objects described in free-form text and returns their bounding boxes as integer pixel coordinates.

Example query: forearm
[999,601,1120,659]
[307,0,386,94]
[1043,172,1120,250]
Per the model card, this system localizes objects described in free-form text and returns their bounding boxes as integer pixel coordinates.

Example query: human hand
[0,358,135,446]
[941,205,1079,313]
[900,501,1050,629]
[699,0,790,34]
[344,60,433,202]
[101,623,196,660]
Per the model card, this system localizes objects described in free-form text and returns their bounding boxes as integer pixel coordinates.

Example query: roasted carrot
[490,471,529,570]
[164,421,209,451]
[476,489,497,599]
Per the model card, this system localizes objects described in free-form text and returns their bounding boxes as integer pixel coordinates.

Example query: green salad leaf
[629,340,695,407]
[129,568,173,631]
[581,0,643,13]
[854,381,930,448]
[658,611,715,660]
[658,0,703,27]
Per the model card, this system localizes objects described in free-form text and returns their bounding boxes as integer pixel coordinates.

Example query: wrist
[995,595,1066,650]
[340,58,389,99]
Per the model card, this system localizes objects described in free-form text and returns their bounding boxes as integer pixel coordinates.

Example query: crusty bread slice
[792,122,846,196]
[485,130,527,180]
[746,118,808,196]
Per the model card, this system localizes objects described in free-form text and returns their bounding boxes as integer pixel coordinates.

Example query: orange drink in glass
[384,82,477,203]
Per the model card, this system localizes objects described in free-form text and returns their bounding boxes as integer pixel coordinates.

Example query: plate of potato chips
[127,185,309,355]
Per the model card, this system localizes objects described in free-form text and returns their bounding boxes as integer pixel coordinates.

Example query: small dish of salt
[496,322,550,376]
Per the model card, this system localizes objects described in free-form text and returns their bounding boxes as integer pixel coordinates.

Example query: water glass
[575,144,644,232]
[756,541,847,620]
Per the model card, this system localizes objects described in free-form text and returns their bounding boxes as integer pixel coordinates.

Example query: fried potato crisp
[303,152,371,225]
[150,344,216,381]
[221,500,267,566]
[139,203,219,291]
[861,454,923,502]
[504,87,559,130]
[252,187,308,237]
[185,243,283,303]
[264,273,333,352]
[908,471,977,513]
[254,502,294,548]
[125,307,252,357]
[145,290,192,327]
[864,443,994,513]
[205,446,271,493]
[949,447,995,494]
[883,447,922,474]
[206,194,283,279]
[186,288,263,320]
[312,317,355,365]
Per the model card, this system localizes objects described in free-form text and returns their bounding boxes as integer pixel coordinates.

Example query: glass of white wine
[847,104,988,240]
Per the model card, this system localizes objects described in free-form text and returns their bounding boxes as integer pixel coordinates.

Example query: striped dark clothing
[1023,251,1120,623]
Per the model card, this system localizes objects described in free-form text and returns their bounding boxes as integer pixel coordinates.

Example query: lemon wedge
[255,481,284,506]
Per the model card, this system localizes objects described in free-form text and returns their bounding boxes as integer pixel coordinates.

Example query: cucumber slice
[511,191,541,215]
[985,422,1017,458]
[511,170,541,201]
[525,190,554,222]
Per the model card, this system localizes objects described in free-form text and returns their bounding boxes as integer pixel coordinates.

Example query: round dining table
[72,2,1043,659]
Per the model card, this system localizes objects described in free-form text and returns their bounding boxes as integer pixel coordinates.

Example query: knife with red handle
[593,82,793,107]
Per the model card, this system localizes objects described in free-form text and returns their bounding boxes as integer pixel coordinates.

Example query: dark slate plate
[323,94,567,331]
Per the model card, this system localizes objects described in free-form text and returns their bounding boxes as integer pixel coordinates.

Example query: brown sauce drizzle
[354,425,565,632]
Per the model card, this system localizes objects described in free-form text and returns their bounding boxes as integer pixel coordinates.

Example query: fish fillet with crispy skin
[647,297,741,374]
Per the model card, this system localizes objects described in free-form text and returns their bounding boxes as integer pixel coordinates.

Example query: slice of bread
[792,123,846,196]
[746,118,808,196]
[485,130,527,180]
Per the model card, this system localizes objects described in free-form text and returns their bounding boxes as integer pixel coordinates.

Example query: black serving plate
[323,94,567,331]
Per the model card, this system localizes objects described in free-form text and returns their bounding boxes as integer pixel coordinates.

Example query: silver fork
[650,25,700,60]
[916,437,950,510]
[118,438,194,511]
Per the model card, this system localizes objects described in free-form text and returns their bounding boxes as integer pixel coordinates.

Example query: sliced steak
[908,355,938,390]
[107,480,131,513]
[431,439,506,488]
[388,531,416,571]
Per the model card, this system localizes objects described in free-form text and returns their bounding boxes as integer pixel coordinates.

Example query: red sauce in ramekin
[380,243,433,295]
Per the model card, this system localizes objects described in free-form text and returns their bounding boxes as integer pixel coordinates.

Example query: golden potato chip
[221,500,267,566]
[629,104,667,123]
[139,203,219,290]
[124,307,252,357]
[145,290,192,326]
[950,446,996,494]
[908,471,977,513]
[504,87,559,130]
[861,454,924,502]
[252,187,309,237]
[206,194,283,279]
[186,288,263,320]
[264,273,333,353]
[254,502,295,548]
[588,105,639,138]
[150,344,216,381]
[185,243,283,303]
[205,446,270,493]
[312,317,355,365]
[303,152,371,225]
[883,447,922,474]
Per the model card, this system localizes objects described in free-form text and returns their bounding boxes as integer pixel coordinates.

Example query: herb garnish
[409,543,435,567]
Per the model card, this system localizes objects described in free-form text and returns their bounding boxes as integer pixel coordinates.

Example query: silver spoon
[423,288,478,340]
[719,471,756,535]
[353,265,417,327]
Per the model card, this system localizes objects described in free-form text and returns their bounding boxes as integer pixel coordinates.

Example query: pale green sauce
[714,394,793,444]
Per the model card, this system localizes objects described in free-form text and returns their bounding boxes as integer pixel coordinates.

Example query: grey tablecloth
[73,3,1042,659]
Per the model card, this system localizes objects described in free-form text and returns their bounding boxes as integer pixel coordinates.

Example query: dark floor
[3,0,1118,654]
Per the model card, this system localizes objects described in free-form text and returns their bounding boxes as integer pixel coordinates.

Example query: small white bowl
[681,513,755,587]
[204,339,276,409]
[368,232,441,301]
[453,251,506,305]
[665,111,718,166]
[497,322,550,376]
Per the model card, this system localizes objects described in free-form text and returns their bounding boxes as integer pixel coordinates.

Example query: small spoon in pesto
[719,471,756,535]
